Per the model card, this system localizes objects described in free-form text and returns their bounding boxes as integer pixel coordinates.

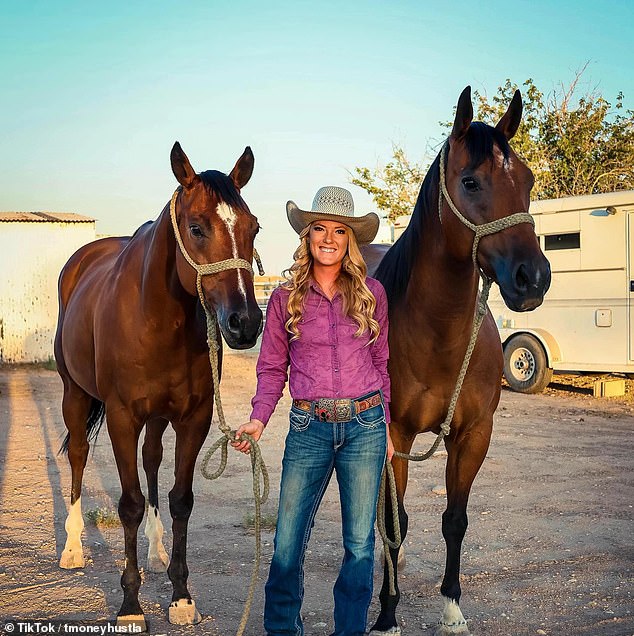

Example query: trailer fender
[500,328,561,367]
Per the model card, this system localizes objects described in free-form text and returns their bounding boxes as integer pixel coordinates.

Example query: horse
[54,143,263,629]
[363,87,551,636]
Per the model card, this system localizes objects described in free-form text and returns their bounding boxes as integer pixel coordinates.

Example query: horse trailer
[488,190,634,393]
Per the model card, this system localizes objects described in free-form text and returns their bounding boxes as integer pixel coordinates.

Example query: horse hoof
[434,622,470,636]
[116,615,147,633]
[59,549,85,569]
[169,598,202,625]
[146,553,169,573]
[369,627,401,635]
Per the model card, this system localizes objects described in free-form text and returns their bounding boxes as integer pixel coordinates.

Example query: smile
[320,247,336,253]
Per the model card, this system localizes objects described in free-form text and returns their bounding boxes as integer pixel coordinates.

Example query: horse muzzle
[495,257,551,313]
[218,306,263,349]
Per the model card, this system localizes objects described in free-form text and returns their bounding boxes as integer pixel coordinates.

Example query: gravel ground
[0,355,632,636]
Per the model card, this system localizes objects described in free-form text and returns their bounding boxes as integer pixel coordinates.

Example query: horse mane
[200,170,248,211]
[375,123,511,305]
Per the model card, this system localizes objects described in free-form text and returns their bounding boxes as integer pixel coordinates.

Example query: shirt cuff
[250,405,273,427]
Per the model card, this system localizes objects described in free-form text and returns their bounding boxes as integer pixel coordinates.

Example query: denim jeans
[264,400,387,636]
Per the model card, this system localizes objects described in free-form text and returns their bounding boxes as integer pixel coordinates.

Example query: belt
[292,390,382,423]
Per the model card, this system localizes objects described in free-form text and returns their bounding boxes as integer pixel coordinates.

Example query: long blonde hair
[283,223,380,343]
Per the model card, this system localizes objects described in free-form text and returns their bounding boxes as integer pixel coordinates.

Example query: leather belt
[292,390,382,423]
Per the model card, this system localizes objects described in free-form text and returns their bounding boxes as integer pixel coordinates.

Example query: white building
[0,212,96,363]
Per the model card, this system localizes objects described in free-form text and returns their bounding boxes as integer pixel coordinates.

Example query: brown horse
[54,143,262,629]
[364,87,551,635]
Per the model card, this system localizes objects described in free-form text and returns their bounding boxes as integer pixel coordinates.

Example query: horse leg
[142,417,170,573]
[370,427,414,636]
[59,377,93,569]
[166,418,211,625]
[107,409,147,631]
[436,422,492,636]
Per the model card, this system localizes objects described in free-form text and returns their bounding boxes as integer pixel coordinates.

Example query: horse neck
[404,176,480,333]
[140,203,199,315]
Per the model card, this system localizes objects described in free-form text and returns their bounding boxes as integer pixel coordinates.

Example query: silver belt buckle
[335,400,352,422]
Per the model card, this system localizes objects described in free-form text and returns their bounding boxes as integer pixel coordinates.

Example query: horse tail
[59,398,106,455]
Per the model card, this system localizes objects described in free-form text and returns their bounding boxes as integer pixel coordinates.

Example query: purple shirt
[250,276,391,425]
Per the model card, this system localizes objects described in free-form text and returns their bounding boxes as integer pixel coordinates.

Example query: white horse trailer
[488,190,634,393]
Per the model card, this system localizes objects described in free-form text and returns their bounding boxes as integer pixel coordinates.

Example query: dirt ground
[0,353,632,636]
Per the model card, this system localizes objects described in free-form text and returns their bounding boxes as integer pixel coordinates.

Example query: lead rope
[169,188,269,636]
[377,142,535,595]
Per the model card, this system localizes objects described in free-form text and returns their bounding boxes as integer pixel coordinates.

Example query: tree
[352,69,634,222]
[350,144,426,223]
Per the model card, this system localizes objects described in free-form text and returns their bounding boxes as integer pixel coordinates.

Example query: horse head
[442,86,551,311]
[170,142,263,348]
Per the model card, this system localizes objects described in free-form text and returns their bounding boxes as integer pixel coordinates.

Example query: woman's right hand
[231,419,265,454]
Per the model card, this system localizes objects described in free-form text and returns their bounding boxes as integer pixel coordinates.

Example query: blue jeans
[264,401,387,636]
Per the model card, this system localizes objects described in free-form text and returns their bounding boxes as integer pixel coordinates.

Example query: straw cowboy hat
[286,186,380,244]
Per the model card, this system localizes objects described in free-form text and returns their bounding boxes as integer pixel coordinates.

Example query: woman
[232,186,393,636]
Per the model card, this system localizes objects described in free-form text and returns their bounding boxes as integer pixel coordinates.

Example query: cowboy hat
[286,186,379,244]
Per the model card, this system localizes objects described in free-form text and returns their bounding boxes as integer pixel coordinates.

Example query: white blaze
[217,202,247,303]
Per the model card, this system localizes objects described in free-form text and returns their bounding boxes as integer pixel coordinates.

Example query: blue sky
[1,0,632,274]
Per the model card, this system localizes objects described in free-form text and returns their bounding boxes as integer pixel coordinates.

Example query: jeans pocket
[289,407,311,432]
[356,403,385,429]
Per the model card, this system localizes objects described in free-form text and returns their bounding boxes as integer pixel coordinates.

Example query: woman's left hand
[386,423,395,461]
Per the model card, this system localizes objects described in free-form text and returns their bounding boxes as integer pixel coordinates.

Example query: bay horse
[363,87,551,635]
[54,143,263,629]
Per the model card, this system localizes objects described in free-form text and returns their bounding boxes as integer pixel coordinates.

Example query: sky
[1,0,633,275]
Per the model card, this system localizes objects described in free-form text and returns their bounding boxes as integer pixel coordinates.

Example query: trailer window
[544,232,580,251]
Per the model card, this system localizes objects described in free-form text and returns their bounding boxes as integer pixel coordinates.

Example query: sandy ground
[0,353,632,636]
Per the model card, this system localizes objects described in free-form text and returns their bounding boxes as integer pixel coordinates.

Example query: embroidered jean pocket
[289,407,311,432]
[356,403,385,429]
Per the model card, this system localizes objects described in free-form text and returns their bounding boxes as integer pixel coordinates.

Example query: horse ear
[496,90,523,140]
[229,146,255,190]
[451,86,473,141]
[170,142,198,189]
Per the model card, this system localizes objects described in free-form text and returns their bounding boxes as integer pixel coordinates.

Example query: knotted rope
[377,142,535,595]
[169,188,269,636]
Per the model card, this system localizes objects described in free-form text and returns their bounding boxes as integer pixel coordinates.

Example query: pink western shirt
[250,277,391,425]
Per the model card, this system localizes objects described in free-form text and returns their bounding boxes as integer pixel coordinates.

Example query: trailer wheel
[503,334,553,394]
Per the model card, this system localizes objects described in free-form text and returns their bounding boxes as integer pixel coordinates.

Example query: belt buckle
[316,398,335,422]
[335,399,352,422]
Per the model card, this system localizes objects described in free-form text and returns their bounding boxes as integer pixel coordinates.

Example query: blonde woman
[232,186,393,636]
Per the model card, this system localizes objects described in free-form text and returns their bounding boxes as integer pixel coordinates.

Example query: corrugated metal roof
[0,211,95,223]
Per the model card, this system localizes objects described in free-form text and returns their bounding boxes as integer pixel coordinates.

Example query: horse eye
[462,177,480,193]
[189,224,204,239]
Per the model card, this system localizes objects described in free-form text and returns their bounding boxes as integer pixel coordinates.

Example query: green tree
[352,69,634,222]
[350,144,426,222]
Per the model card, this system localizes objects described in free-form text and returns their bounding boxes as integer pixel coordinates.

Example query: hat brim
[286,201,380,244]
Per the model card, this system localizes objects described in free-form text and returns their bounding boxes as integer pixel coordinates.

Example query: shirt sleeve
[370,281,391,423]
[250,287,290,425]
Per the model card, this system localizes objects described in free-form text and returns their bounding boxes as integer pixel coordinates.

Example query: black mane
[375,123,510,305]
[200,170,247,211]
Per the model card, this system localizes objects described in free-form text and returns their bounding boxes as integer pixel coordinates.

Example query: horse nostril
[514,263,530,292]
[228,312,241,334]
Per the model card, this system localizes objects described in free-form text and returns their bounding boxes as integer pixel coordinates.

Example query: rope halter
[439,141,535,272]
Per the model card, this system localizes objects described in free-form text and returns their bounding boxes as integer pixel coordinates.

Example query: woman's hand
[231,419,265,454]
[386,423,395,461]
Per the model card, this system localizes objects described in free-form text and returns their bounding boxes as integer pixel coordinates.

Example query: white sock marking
[144,504,168,568]
[438,596,468,632]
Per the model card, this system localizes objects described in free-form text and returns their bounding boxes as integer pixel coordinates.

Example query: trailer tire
[503,334,553,394]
